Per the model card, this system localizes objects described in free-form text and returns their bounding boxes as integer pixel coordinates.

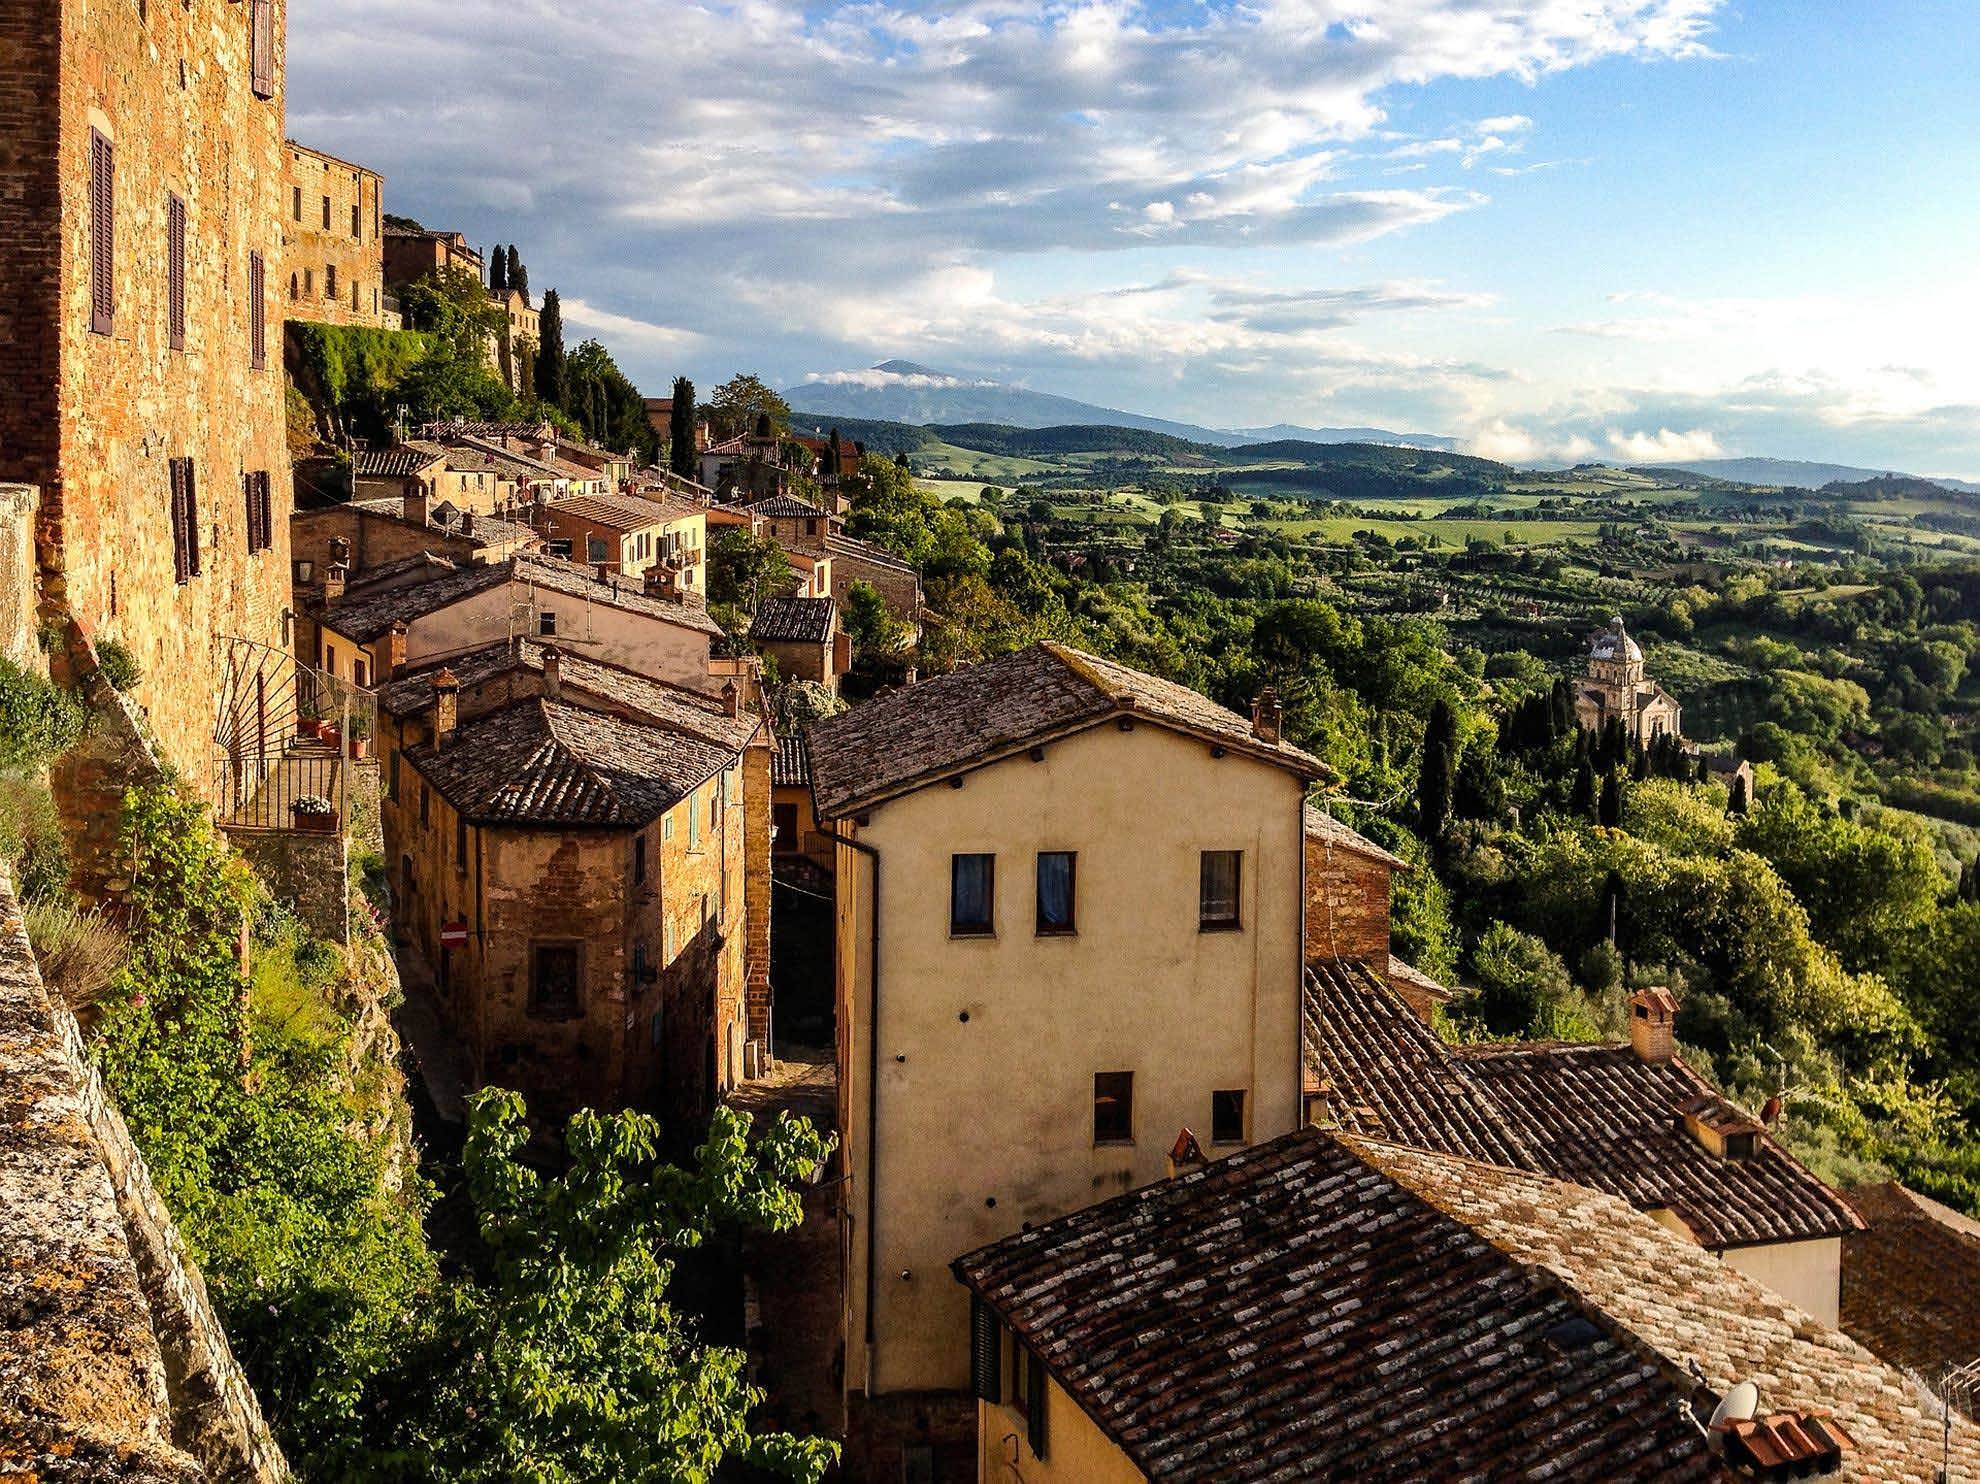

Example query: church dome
[1590,615,1643,663]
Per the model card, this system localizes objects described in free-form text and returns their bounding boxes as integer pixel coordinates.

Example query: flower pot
[348,734,371,760]
[290,805,338,834]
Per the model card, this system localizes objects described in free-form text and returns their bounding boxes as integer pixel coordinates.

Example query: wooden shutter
[166,194,186,351]
[249,0,274,98]
[89,130,113,335]
[258,472,273,553]
[169,460,190,583]
[244,471,272,553]
[969,1298,1002,1404]
[248,250,266,368]
[1025,1349,1047,1458]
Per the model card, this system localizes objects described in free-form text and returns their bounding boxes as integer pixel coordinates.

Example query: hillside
[929,423,1220,460]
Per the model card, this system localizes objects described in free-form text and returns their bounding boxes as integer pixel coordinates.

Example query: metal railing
[213,637,376,835]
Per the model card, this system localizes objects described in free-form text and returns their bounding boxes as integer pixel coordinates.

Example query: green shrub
[23,897,127,1016]
[0,657,86,773]
[94,638,143,691]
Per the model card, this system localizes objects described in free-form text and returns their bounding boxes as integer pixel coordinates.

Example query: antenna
[1708,1381,1760,1429]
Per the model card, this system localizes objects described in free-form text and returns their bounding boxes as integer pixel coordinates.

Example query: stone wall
[223,828,348,944]
[0,485,43,671]
[280,141,388,328]
[51,643,171,906]
[0,868,287,1482]
[1303,833,1394,974]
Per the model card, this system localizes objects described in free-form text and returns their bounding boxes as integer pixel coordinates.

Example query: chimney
[721,679,739,718]
[1167,1128,1207,1180]
[431,667,459,750]
[385,620,409,679]
[460,510,474,539]
[323,560,349,603]
[541,645,561,701]
[1628,985,1678,1064]
[1251,686,1283,744]
[403,482,430,527]
[328,535,352,566]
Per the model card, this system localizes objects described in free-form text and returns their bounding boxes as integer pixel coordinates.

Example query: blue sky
[288,0,1980,473]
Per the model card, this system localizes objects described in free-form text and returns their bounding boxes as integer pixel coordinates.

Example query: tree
[487,244,506,293]
[1599,771,1622,827]
[669,376,697,479]
[1728,772,1750,816]
[1549,678,1575,738]
[324,1091,838,1482]
[1465,921,1587,1039]
[1570,756,1597,820]
[1418,698,1457,840]
[707,374,790,442]
[708,527,792,610]
[505,245,526,299]
[534,289,567,408]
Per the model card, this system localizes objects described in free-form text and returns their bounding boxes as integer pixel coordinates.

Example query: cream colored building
[806,643,1322,1477]
[1573,614,1681,745]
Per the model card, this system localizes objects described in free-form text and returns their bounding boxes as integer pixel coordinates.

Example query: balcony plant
[290,794,338,833]
[347,711,374,760]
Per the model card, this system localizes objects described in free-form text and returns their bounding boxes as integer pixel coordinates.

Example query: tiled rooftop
[1840,1181,1980,1418]
[352,443,446,478]
[744,493,827,519]
[825,531,918,575]
[770,732,810,788]
[406,698,737,827]
[749,596,836,645]
[1304,961,1862,1249]
[541,491,704,531]
[807,642,1323,818]
[1303,802,1408,868]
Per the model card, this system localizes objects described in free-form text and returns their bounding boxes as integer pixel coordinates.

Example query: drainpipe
[818,817,882,1363]
[1295,791,1308,1132]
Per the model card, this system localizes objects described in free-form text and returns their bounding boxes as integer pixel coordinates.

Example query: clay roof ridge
[1038,640,1129,707]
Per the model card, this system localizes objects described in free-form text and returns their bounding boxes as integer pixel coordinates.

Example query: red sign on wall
[440,921,470,949]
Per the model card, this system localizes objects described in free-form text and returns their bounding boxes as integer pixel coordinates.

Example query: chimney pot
[324,560,349,603]
[403,482,430,527]
[461,510,474,538]
[1628,985,1677,1064]
[385,620,409,679]
[431,667,460,750]
[541,645,562,701]
[721,679,739,718]
[1252,686,1283,744]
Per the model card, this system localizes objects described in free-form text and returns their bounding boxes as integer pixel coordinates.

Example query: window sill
[1198,921,1242,934]
[1034,926,1077,938]
[949,928,996,940]
[1093,1139,1135,1150]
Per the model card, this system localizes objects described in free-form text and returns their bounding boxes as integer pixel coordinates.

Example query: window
[419,783,430,826]
[324,263,337,300]
[388,753,400,802]
[772,802,798,853]
[351,202,361,238]
[455,813,467,872]
[243,470,272,551]
[322,642,335,674]
[89,129,114,335]
[353,658,368,689]
[321,194,331,230]
[1035,851,1076,935]
[165,193,186,351]
[1212,1089,1247,1145]
[303,267,313,297]
[662,816,674,841]
[249,0,274,97]
[248,251,266,368]
[168,458,199,582]
[292,185,302,221]
[949,853,994,936]
[633,833,647,883]
[1093,1071,1133,1145]
[969,1298,1002,1405]
[1199,850,1242,931]
[688,803,700,851]
[586,534,608,563]
[530,943,580,1017]
[1005,1342,1048,1460]
[537,611,556,636]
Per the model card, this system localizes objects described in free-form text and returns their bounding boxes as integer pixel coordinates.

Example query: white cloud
[557,298,701,351]
[1605,427,1724,461]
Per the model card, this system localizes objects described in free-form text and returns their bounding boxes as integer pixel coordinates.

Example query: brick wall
[8,0,294,807]
[279,142,387,327]
[742,736,773,1049]
[1303,834,1393,974]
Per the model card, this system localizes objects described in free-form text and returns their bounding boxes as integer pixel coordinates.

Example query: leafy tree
[669,376,697,479]
[708,527,793,611]
[398,266,504,356]
[535,289,567,408]
[1463,921,1589,1039]
[707,374,790,442]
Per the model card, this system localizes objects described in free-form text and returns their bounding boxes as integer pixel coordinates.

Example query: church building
[1573,615,1681,745]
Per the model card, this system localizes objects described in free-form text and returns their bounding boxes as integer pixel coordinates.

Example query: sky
[288,1,1980,475]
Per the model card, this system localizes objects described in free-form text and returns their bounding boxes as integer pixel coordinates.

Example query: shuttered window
[169,458,200,583]
[243,471,272,553]
[968,1298,1002,1404]
[248,251,266,368]
[89,130,114,335]
[249,0,274,98]
[1025,1349,1048,1458]
[166,193,186,351]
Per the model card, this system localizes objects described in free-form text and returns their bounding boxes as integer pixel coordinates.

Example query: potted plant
[296,692,324,740]
[290,794,338,833]
[347,712,373,760]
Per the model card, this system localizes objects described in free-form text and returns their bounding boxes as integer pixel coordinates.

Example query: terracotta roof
[1840,1182,1980,1417]
[1304,960,1534,1167]
[745,493,827,519]
[1457,1041,1864,1249]
[426,506,535,547]
[406,698,736,827]
[771,732,810,788]
[1305,962,1862,1249]
[1303,803,1407,869]
[825,531,918,575]
[749,596,836,645]
[514,553,724,637]
[315,560,511,642]
[352,443,446,478]
[380,639,757,751]
[807,642,1323,818]
[540,491,703,532]
[954,1129,1721,1482]
[1388,955,1454,1005]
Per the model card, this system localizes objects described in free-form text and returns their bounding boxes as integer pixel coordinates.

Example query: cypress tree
[1728,773,1750,817]
[1549,677,1574,737]
[1696,755,1710,784]
[535,289,567,408]
[1630,740,1649,782]
[1599,771,1622,827]
[507,246,526,299]
[1419,698,1458,840]
[1571,756,1596,820]
[669,377,697,478]
[489,244,506,293]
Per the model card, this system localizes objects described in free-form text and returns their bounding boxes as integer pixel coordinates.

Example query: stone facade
[280,141,387,328]
[0,0,295,805]
[381,224,481,292]
[1302,814,1397,975]
[488,286,538,396]
[1573,615,1681,747]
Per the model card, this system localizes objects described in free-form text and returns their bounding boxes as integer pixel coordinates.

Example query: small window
[772,802,798,853]
[454,812,467,872]
[950,853,994,936]
[586,534,608,563]
[248,251,267,368]
[166,193,186,351]
[1035,851,1076,935]
[419,783,430,826]
[688,804,700,851]
[243,470,272,551]
[1212,1089,1246,1145]
[538,611,557,636]
[250,0,274,96]
[168,457,200,582]
[1093,1071,1133,1145]
[351,202,361,238]
[325,263,337,300]
[530,943,580,1017]
[388,752,400,802]
[633,833,647,883]
[321,194,331,230]
[89,129,114,335]
[292,184,302,221]
[1199,850,1241,932]
[352,657,368,689]
[662,816,674,841]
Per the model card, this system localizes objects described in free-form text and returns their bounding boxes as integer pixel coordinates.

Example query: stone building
[1298,803,1452,1017]
[488,285,539,395]
[351,440,537,517]
[0,0,294,807]
[281,139,390,327]
[748,595,846,688]
[535,491,708,591]
[805,642,1323,1478]
[1573,614,1681,745]
[290,500,536,592]
[376,642,771,1125]
[382,221,482,290]
[823,532,923,630]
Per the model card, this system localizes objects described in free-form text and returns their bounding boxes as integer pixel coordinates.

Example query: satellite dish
[1709,1381,1761,1427]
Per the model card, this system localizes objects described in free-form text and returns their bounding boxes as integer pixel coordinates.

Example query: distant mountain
[1641,457,1913,489]
[784,361,1459,452]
